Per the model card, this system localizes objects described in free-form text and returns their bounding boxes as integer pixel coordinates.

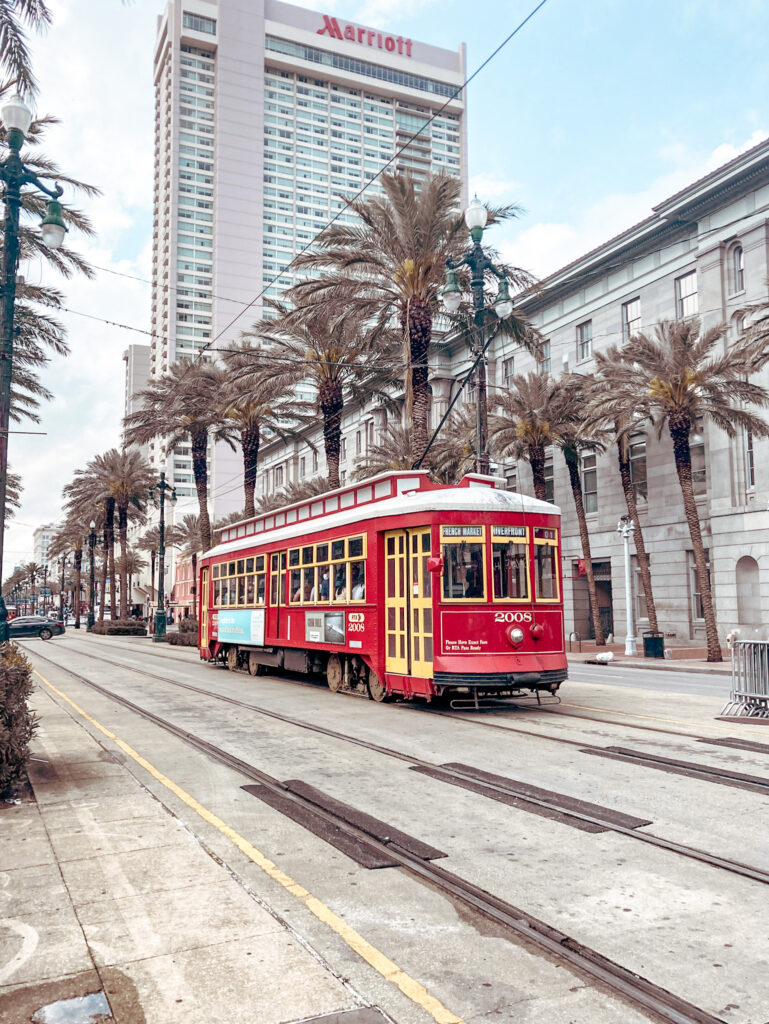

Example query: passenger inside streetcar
[334,570,347,601]
[351,563,365,600]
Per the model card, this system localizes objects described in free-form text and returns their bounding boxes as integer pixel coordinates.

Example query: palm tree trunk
[319,378,343,489]
[99,531,108,623]
[106,498,117,619]
[191,427,212,552]
[528,443,548,502]
[669,420,721,661]
[242,424,260,519]
[73,546,82,630]
[118,504,129,620]
[402,296,432,460]
[616,442,658,632]
[563,451,605,646]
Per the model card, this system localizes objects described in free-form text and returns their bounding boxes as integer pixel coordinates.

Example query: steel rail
[38,641,769,888]
[29,645,726,1024]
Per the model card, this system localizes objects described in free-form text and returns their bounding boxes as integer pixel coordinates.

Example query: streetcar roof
[204,486,560,560]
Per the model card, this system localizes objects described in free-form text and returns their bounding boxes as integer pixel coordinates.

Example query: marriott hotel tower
[151,0,467,508]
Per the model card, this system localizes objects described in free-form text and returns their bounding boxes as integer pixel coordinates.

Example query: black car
[9,615,65,640]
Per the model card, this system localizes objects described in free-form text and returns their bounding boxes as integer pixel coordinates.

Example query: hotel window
[622,298,641,341]
[690,418,706,495]
[340,437,347,462]
[746,428,755,489]
[628,433,648,501]
[581,452,598,513]
[502,355,515,385]
[687,549,710,622]
[729,244,744,294]
[275,465,284,488]
[182,13,217,35]
[356,430,362,455]
[543,456,554,504]
[313,450,319,472]
[537,340,551,375]
[576,320,593,361]
[675,271,698,318]
[299,456,306,478]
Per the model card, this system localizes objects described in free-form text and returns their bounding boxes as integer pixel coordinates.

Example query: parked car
[9,615,65,640]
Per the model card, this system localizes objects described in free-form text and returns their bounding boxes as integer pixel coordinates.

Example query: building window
[313,450,319,472]
[690,418,706,495]
[340,437,347,462]
[576,320,592,361]
[503,355,515,385]
[537,340,551,375]
[355,430,362,455]
[746,428,755,489]
[504,463,517,492]
[299,456,306,478]
[622,298,641,341]
[183,12,217,34]
[675,271,698,318]
[543,456,554,504]
[629,433,647,501]
[275,465,284,488]
[729,244,744,294]
[732,312,745,339]
[581,452,597,513]
[688,549,710,622]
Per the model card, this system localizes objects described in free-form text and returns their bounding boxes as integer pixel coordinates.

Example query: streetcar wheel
[226,647,239,672]
[326,653,343,692]
[248,652,262,676]
[367,670,390,703]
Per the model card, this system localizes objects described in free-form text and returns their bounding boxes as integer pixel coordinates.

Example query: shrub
[167,629,198,647]
[91,619,147,636]
[0,643,38,792]
[178,617,198,634]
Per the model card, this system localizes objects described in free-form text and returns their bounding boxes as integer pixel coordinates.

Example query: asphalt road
[568,661,732,698]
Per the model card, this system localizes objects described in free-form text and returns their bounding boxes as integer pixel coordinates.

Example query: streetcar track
[29,640,769,890]
[28,644,729,1024]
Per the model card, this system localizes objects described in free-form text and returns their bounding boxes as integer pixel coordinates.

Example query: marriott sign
[317,15,413,58]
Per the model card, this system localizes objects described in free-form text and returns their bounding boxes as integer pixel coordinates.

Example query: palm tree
[242,309,398,489]
[103,449,153,619]
[139,524,180,605]
[489,373,559,502]
[595,319,769,661]
[220,343,297,518]
[586,350,659,633]
[174,513,202,606]
[123,550,147,609]
[291,170,536,459]
[125,362,232,553]
[3,470,21,523]
[0,1,52,98]
[49,517,87,629]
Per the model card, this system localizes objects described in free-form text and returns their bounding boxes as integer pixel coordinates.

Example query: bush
[167,629,198,647]
[178,617,198,634]
[91,619,147,636]
[1,643,38,792]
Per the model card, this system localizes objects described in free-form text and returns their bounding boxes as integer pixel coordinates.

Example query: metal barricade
[720,641,769,718]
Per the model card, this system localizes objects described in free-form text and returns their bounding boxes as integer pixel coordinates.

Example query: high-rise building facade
[33,524,56,568]
[151,0,466,511]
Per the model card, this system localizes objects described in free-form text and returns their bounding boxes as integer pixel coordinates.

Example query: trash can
[643,630,665,659]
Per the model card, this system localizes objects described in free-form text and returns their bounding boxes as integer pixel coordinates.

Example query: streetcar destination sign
[442,526,483,537]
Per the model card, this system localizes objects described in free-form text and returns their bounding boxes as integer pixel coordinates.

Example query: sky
[5,0,769,566]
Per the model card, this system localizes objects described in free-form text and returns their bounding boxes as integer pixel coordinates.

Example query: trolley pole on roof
[149,471,176,642]
[441,196,514,476]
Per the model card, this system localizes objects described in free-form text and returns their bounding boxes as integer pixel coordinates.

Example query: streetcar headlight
[508,627,524,645]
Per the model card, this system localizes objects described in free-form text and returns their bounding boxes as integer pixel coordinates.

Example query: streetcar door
[408,527,434,678]
[384,531,409,674]
[200,567,209,643]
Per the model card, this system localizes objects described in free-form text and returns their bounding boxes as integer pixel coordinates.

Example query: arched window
[736,556,761,625]
[728,243,744,294]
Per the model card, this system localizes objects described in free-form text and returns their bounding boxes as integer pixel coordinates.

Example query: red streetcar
[198,470,567,705]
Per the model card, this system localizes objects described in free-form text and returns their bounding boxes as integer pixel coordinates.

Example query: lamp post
[41,563,48,614]
[441,196,514,475]
[617,515,637,656]
[150,471,176,642]
[59,556,69,620]
[87,521,96,631]
[0,95,66,643]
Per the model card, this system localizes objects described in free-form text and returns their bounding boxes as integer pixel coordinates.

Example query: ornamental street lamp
[150,471,176,642]
[87,521,96,631]
[59,555,69,619]
[441,196,514,475]
[0,96,66,643]
[41,563,48,613]
[617,515,637,656]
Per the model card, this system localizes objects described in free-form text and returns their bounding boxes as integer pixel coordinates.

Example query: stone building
[256,136,769,645]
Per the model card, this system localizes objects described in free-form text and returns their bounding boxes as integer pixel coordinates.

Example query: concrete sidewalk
[0,683,374,1024]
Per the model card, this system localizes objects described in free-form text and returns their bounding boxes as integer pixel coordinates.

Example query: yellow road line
[34,670,465,1024]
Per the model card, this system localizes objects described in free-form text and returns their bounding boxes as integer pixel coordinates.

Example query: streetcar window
[492,542,528,600]
[228,562,236,577]
[237,559,245,575]
[303,567,314,601]
[350,561,365,601]
[220,580,229,606]
[246,575,255,604]
[302,545,314,565]
[422,532,431,552]
[290,569,302,603]
[349,536,363,558]
[332,539,345,561]
[332,564,348,602]
[271,553,279,571]
[289,548,300,567]
[214,580,221,604]
[213,565,220,579]
[270,571,279,606]
[238,577,246,605]
[246,557,254,573]
[442,542,486,601]
[280,552,287,569]
[316,564,330,602]
[535,544,558,600]
[256,574,266,604]
[256,555,265,572]
[316,543,329,563]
